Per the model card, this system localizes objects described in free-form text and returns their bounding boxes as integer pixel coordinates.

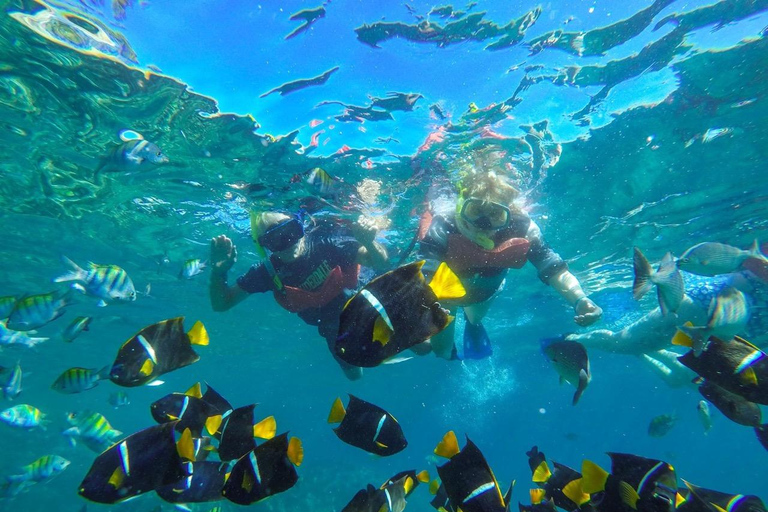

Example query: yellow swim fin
[671,322,694,348]
[188,321,209,346]
[428,262,466,300]
[328,397,346,423]
[253,416,276,440]
[434,431,460,459]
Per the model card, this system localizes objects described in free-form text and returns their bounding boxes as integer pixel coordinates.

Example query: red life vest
[273,264,360,312]
[444,234,530,272]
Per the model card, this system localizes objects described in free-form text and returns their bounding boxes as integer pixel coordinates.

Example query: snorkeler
[416,159,603,360]
[208,211,388,381]
[566,250,768,388]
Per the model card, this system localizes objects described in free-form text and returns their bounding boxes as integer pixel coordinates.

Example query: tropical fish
[52,366,111,394]
[63,410,123,452]
[0,324,48,348]
[108,391,130,408]
[335,261,465,367]
[541,339,591,405]
[2,361,22,400]
[342,483,393,512]
[633,248,684,316]
[6,455,70,483]
[697,400,712,434]
[580,460,640,511]
[528,454,589,512]
[152,382,234,438]
[698,379,761,427]
[0,295,17,319]
[681,480,767,512]
[55,257,136,306]
[673,287,748,356]
[0,404,46,429]
[305,167,341,199]
[109,317,209,387]
[216,404,276,462]
[676,335,768,405]
[433,431,514,512]
[78,422,190,504]
[648,414,677,437]
[519,491,558,511]
[677,240,767,276]
[179,259,206,279]
[220,433,303,505]
[328,395,407,456]
[6,290,69,331]
[381,469,430,498]
[95,138,169,177]
[62,316,92,342]
[755,424,768,452]
[604,452,677,511]
[155,461,228,504]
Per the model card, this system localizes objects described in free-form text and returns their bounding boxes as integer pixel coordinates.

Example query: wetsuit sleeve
[418,215,451,260]
[526,220,568,284]
[337,238,362,267]
[236,264,273,293]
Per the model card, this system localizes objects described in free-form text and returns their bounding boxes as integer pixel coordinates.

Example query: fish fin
[373,316,393,346]
[53,256,85,283]
[139,358,154,377]
[573,369,589,405]
[252,416,276,440]
[503,480,515,508]
[97,299,108,308]
[618,481,640,510]
[382,355,413,365]
[530,488,546,504]
[177,428,195,461]
[632,247,654,300]
[671,322,694,347]
[416,470,430,483]
[375,441,389,449]
[287,436,303,467]
[147,380,164,387]
[532,461,551,483]
[675,492,686,508]
[185,382,203,398]
[327,397,346,423]
[428,262,466,300]
[205,415,223,435]
[739,366,758,386]
[108,465,125,489]
[187,321,209,346]
[735,335,761,350]
[404,476,415,495]
[580,460,609,494]
[559,376,566,386]
[96,365,112,381]
[434,431,459,459]
[562,478,590,506]
[429,479,440,495]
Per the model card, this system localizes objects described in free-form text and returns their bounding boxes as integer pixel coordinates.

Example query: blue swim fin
[463,314,492,360]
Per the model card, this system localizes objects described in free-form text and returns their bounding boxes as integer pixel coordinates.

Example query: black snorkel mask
[257,213,305,253]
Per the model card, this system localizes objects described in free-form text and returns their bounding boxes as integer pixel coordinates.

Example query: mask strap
[250,211,285,293]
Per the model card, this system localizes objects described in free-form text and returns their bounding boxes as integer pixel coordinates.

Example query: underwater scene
[1,0,768,510]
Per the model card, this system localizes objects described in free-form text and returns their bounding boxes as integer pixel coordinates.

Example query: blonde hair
[250,211,291,239]
[460,171,519,206]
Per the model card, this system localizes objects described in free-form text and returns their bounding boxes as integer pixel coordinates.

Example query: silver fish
[679,287,749,356]
[179,259,206,279]
[0,324,48,348]
[697,400,712,434]
[62,316,92,343]
[633,248,684,316]
[542,339,591,405]
[6,291,69,331]
[95,139,168,177]
[678,240,767,276]
[2,361,22,400]
[54,257,136,306]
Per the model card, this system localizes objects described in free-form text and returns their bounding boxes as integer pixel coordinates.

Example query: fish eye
[156,151,161,156]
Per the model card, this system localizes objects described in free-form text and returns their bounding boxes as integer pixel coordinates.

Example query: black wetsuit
[418,213,567,305]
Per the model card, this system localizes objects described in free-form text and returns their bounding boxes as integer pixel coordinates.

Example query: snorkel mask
[458,197,511,230]
[255,213,305,253]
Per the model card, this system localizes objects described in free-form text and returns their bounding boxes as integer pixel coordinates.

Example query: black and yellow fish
[109,317,209,387]
[698,379,762,427]
[328,395,407,456]
[217,404,276,462]
[676,335,768,405]
[606,453,677,512]
[155,461,228,504]
[151,382,233,437]
[335,261,465,367]
[434,431,514,512]
[679,480,767,512]
[519,489,558,511]
[78,422,193,504]
[381,469,430,498]
[528,455,591,512]
[343,474,416,512]
[580,459,640,512]
[221,433,303,505]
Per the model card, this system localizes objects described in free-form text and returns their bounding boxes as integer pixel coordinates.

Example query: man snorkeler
[209,211,388,380]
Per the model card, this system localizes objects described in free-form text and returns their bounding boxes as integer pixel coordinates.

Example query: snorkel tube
[455,188,495,250]
[250,210,285,294]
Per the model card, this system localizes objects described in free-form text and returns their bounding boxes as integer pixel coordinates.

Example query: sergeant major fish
[0,404,46,429]
[52,366,111,394]
[6,290,70,331]
[63,410,123,452]
[648,414,677,437]
[6,455,70,484]
[55,257,136,306]
[2,361,22,400]
[62,316,92,342]
[0,295,17,319]
[179,259,206,280]
[677,240,767,276]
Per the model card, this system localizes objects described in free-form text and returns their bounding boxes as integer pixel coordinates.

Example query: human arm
[351,216,389,271]
[209,235,249,312]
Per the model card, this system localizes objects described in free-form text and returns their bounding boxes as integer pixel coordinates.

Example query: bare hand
[574,297,602,327]
[351,215,378,246]
[210,235,237,275]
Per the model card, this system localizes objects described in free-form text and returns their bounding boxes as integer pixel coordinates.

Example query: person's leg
[317,296,363,380]
[640,349,696,388]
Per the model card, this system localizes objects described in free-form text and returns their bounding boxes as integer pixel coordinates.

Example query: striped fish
[55,257,136,306]
[64,410,123,452]
[61,316,93,342]
[7,455,70,483]
[0,324,48,348]
[6,290,69,331]
[0,295,17,319]
[179,259,206,279]
[95,139,168,177]
[52,366,110,394]
[0,404,45,429]
[2,361,22,400]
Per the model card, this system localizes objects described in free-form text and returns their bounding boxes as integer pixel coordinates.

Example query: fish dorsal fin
[252,416,276,440]
[428,262,466,300]
[562,478,590,506]
[429,479,440,495]
[373,316,393,346]
[434,431,460,459]
[417,470,430,483]
[327,397,346,423]
[185,382,203,398]
[580,460,609,494]
[288,437,303,467]
[205,415,223,436]
[530,488,546,505]
[532,461,551,483]
[618,481,640,510]
[735,336,761,350]
[711,504,728,512]
[139,358,154,377]
[671,322,694,347]
[177,428,195,461]
[187,321,209,346]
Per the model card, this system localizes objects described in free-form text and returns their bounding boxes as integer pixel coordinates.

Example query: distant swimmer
[374,136,400,144]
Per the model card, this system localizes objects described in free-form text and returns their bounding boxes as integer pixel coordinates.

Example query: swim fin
[462,314,492,360]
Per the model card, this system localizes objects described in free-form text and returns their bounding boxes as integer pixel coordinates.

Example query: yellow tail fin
[327,397,346,423]
[177,428,196,461]
[434,431,460,459]
[580,460,609,494]
[532,461,551,483]
[188,321,209,346]
[530,488,546,505]
[671,321,694,348]
[288,437,304,467]
[428,262,466,300]
[205,415,223,436]
[185,382,203,398]
[417,470,430,483]
[253,416,276,440]
[429,479,440,495]
[562,479,590,506]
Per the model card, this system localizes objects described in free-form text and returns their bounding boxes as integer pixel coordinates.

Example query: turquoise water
[1,0,767,510]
